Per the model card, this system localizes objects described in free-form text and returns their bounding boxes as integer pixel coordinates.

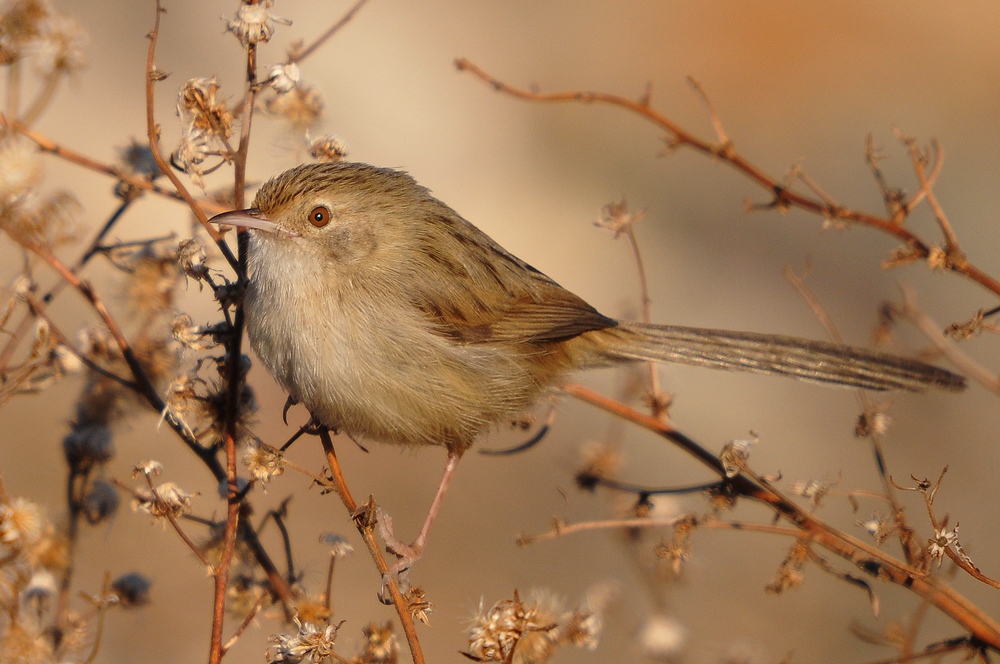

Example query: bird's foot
[375,506,423,599]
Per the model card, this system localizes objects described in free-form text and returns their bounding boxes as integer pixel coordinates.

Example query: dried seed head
[26,11,86,75]
[0,497,45,551]
[358,622,397,664]
[225,1,291,47]
[62,421,114,471]
[82,478,120,525]
[117,139,159,180]
[131,482,195,520]
[0,135,43,205]
[308,134,348,162]
[319,533,353,558]
[244,440,285,486]
[264,82,323,130]
[110,572,151,608]
[267,62,299,93]
[267,616,340,664]
[0,0,49,64]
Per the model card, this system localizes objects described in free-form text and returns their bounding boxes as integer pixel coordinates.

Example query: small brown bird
[212,161,964,577]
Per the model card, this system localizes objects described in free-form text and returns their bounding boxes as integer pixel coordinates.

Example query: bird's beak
[208,208,299,237]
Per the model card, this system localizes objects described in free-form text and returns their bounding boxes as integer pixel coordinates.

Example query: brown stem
[317,431,426,664]
[144,1,238,272]
[563,383,1000,647]
[290,0,370,63]
[455,58,1000,299]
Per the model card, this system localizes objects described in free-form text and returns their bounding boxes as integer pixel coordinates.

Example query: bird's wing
[408,215,617,345]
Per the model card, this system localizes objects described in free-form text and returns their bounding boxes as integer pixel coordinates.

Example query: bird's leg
[377,450,463,594]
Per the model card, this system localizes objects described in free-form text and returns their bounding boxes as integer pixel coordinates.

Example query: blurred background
[2,0,1000,661]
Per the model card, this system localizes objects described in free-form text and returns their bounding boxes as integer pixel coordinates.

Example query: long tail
[584,321,965,392]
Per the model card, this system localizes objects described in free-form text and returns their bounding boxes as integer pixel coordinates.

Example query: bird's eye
[308,206,330,227]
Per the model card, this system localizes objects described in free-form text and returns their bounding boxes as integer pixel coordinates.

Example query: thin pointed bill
[209,209,300,237]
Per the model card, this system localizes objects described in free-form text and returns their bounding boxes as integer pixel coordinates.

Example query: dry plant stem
[317,431,426,664]
[208,28,261,664]
[289,0,370,63]
[144,1,238,273]
[906,138,960,252]
[898,288,1000,394]
[621,223,665,415]
[0,197,138,377]
[909,470,1000,591]
[860,639,977,664]
[455,58,1000,299]
[23,241,294,632]
[221,590,267,655]
[23,240,224,474]
[238,517,295,615]
[563,383,1000,648]
[783,266,917,564]
[18,68,60,127]
[520,516,802,545]
[0,116,210,210]
[141,475,213,569]
[81,572,113,664]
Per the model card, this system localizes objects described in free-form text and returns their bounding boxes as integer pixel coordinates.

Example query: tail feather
[586,321,965,392]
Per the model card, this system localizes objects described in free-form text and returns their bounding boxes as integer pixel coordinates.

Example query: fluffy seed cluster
[465,590,604,663]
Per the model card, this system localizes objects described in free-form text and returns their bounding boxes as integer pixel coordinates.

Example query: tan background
[2,1,1000,662]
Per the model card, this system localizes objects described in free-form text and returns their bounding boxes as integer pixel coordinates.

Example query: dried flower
[858,512,895,545]
[308,134,348,162]
[22,570,58,608]
[0,188,78,249]
[117,139,159,181]
[225,1,291,47]
[358,622,397,664]
[465,589,603,663]
[132,459,163,477]
[62,421,114,471]
[788,476,835,509]
[267,62,299,93]
[82,478,120,525]
[0,497,45,550]
[111,572,151,608]
[177,238,210,284]
[0,135,43,205]
[264,82,323,130]
[319,533,353,558]
[27,11,86,75]
[766,539,809,594]
[719,434,757,478]
[172,313,215,350]
[267,615,340,663]
[0,0,49,64]
[170,134,211,187]
[927,525,959,567]
[654,517,695,575]
[595,198,645,238]
[132,482,195,520]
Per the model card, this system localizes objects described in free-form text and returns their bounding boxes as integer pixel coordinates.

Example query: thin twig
[289,0,370,64]
[455,59,1000,299]
[562,382,1000,647]
[144,2,238,272]
[783,265,918,564]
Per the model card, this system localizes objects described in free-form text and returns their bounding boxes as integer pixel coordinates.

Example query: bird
[210,160,964,581]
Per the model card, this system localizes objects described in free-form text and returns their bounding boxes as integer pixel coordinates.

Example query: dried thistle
[225,1,291,47]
